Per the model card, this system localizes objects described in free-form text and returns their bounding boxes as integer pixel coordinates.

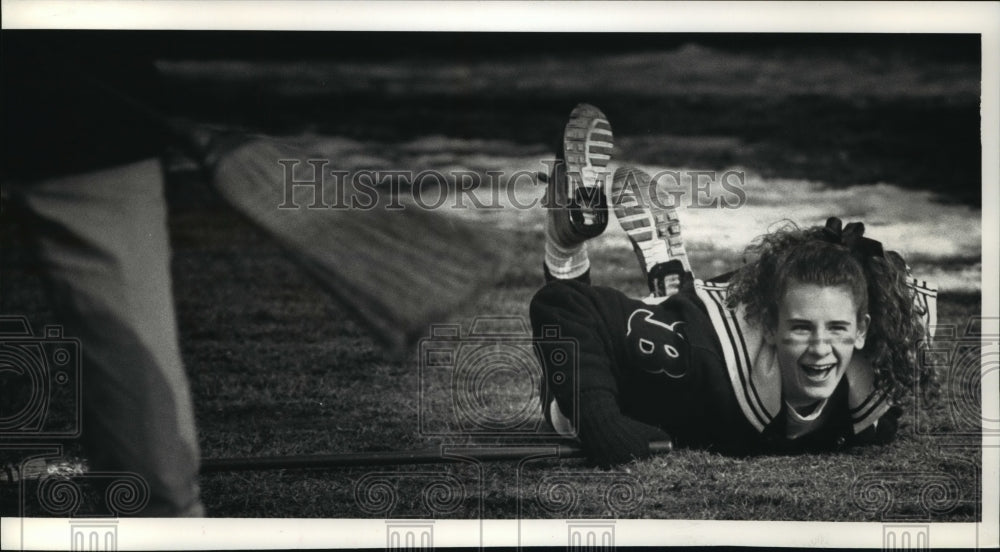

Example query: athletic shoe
[611,166,692,297]
[545,103,613,244]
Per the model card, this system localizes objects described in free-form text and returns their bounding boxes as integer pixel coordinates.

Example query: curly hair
[725,221,936,405]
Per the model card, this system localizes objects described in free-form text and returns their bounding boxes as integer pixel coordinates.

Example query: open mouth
[800,363,837,380]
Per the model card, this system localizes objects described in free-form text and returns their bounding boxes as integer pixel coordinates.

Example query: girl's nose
[807,333,833,357]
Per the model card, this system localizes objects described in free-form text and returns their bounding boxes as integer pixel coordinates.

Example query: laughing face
[767,280,870,413]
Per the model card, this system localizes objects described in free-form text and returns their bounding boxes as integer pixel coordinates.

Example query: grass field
[0,34,985,520]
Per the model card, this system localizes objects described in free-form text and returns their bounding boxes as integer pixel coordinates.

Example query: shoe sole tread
[611,167,693,281]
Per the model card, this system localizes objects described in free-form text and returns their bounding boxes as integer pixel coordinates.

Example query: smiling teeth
[803,364,835,374]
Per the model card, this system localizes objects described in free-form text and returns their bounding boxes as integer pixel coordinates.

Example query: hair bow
[822,217,884,259]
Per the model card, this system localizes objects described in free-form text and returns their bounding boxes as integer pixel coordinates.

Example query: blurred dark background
[2,31,981,204]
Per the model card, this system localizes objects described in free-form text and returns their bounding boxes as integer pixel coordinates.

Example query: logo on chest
[626,308,688,378]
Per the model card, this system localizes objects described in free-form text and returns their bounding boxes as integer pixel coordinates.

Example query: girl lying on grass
[531,104,938,466]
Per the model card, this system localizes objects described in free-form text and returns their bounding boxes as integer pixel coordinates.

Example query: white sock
[544,215,590,279]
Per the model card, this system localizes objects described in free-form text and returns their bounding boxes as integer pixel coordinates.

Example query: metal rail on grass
[200,441,674,473]
[1,441,673,482]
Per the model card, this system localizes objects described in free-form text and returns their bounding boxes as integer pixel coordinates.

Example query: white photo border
[2,1,997,550]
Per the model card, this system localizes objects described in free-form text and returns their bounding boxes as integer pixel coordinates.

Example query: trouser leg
[529,280,637,431]
[13,159,203,516]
